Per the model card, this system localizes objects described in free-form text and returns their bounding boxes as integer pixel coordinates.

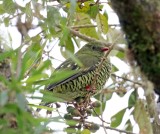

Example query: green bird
[37,42,111,111]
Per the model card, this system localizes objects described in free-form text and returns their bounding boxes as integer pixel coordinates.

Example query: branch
[71,24,97,29]
[143,79,160,133]
[83,120,137,134]
[69,28,112,47]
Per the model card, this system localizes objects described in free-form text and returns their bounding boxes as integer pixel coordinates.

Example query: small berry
[67,106,75,113]
[64,114,73,120]
[90,123,100,132]
[92,101,101,108]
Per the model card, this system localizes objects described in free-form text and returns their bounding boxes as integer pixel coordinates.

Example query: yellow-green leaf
[96,13,108,34]
[81,129,91,134]
[133,100,153,134]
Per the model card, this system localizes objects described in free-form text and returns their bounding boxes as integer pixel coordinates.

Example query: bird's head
[77,43,109,57]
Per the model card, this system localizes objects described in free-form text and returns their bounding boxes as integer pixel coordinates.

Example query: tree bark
[110,0,160,92]
[110,0,160,133]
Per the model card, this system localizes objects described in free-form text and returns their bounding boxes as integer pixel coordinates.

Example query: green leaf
[40,90,66,103]
[60,31,75,59]
[87,4,99,18]
[133,100,153,134]
[19,44,43,80]
[47,6,61,26]
[25,73,48,84]
[0,50,14,62]
[4,17,9,27]
[116,51,125,59]
[111,108,126,127]
[112,64,119,72]
[25,3,33,18]
[28,104,56,111]
[0,90,8,106]
[16,93,27,110]
[65,119,79,126]
[96,13,108,34]
[3,0,16,14]
[61,49,83,67]
[125,120,133,132]
[0,4,5,14]
[75,13,99,39]
[64,127,77,133]
[81,129,91,134]
[92,97,106,116]
[128,90,137,108]
[48,69,79,86]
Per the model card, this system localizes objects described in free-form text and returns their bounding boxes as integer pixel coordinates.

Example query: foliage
[0,0,154,134]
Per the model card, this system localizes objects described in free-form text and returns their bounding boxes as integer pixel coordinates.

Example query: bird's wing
[47,54,99,91]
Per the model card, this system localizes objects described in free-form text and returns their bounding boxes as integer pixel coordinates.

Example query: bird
[37,42,111,111]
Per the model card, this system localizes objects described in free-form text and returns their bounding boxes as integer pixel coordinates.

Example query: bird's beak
[101,47,109,52]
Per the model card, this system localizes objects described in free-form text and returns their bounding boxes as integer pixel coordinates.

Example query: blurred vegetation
[0,0,156,134]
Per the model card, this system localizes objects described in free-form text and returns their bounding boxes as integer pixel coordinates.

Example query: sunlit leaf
[96,13,108,34]
[81,129,91,134]
[75,13,99,39]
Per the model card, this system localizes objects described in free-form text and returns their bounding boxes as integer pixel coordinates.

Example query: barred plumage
[38,43,111,110]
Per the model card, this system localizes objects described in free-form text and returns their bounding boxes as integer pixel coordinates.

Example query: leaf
[64,127,77,133]
[96,13,108,34]
[28,104,56,111]
[3,0,16,14]
[133,100,153,134]
[25,3,33,18]
[16,93,27,110]
[25,73,48,84]
[47,6,61,26]
[87,4,99,18]
[116,51,125,59]
[40,90,65,103]
[19,44,43,80]
[107,27,126,44]
[125,120,133,132]
[75,13,99,39]
[0,90,8,106]
[61,49,83,67]
[4,17,9,27]
[0,4,5,14]
[0,50,14,62]
[81,129,91,134]
[111,108,127,127]
[60,33,75,59]
[128,90,137,108]
[92,95,106,116]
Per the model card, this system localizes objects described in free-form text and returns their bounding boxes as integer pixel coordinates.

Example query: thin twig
[91,105,109,124]
[74,119,137,134]
[71,24,97,29]
[111,74,143,86]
